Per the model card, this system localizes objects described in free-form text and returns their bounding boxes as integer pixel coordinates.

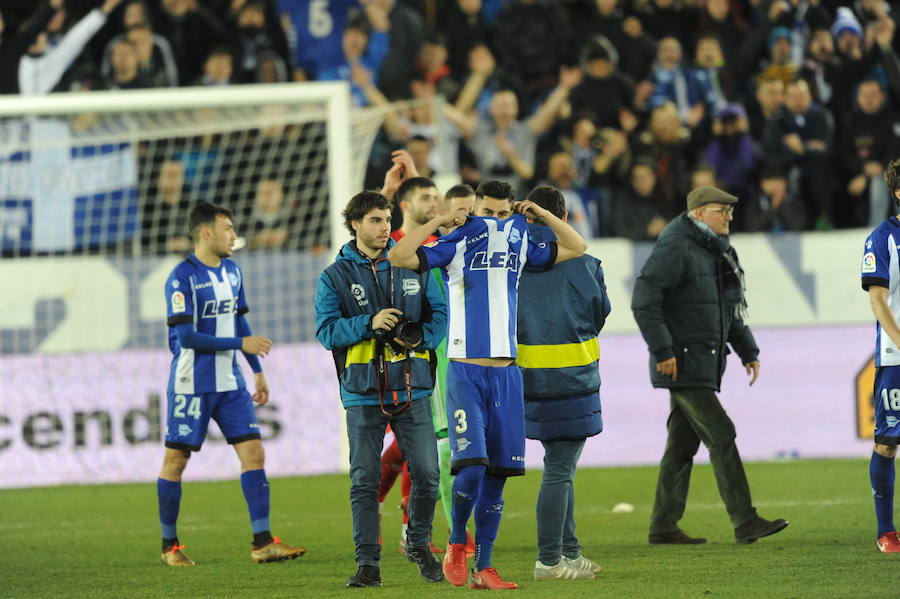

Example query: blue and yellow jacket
[315,239,448,408]
[517,224,611,441]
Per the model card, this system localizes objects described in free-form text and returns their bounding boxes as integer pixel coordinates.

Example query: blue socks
[473,474,505,571]
[157,478,182,541]
[871,452,896,538]
[450,465,486,545]
[241,469,271,537]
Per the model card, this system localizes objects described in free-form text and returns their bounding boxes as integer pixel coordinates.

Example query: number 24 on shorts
[173,395,202,420]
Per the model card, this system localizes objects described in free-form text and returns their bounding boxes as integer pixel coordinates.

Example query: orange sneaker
[161,544,195,566]
[465,531,476,557]
[467,566,518,590]
[877,532,900,553]
[251,536,307,563]
[442,543,469,586]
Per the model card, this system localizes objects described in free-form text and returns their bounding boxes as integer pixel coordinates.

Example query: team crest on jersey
[867,238,873,249]
[178,424,193,436]
[171,291,186,313]
[351,283,368,307]
[507,227,521,243]
[228,272,239,287]
[888,416,900,428]
[457,438,471,452]
[402,279,420,296]
[862,252,877,273]
[171,279,180,289]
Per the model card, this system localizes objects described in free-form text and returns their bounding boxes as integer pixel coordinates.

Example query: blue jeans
[535,438,585,564]
[346,399,439,566]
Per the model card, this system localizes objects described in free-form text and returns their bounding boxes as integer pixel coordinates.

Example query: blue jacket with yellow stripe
[315,239,447,408]
[517,224,610,441]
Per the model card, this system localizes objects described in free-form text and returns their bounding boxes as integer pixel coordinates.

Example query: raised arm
[527,66,582,136]
[514,201,586,264]
[388,212,463,270]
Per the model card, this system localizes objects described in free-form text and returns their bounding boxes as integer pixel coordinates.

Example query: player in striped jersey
[157,202,305,566]
[862,159,900,553]
[389,180,588,589]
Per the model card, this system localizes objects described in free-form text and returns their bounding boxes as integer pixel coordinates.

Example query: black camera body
[374,318,423,353]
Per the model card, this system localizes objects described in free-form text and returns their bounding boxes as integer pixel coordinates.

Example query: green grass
[3,459,900,598]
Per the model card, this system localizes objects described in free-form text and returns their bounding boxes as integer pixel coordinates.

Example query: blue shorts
[164,388,261,452]
[875,366,900,445]
[446,361,525,477]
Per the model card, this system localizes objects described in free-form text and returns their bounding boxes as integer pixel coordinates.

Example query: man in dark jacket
[517,186,610,580]
[631,186,788,545]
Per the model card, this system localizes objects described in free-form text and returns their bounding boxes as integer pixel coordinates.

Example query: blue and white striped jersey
[165,254,249,394]
[862,216,900,367]
[416,213,556,359]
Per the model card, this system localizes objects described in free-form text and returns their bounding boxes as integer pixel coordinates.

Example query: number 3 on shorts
[454,409,467,434]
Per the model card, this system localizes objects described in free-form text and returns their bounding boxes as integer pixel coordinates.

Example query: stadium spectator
[104,37,152,89]
[761,78,833,227]
[315,190,445,588]
[648,37,717,127]
[19,0,123,96]
[690,35,729,110]
[614,159,667,240]
[195,46,233,86]
[638,0,697,51]
[616,15,658,83]
[841,80,900,227]
[158,202,306,567]
[231,0,290,84]
[255,49,288,82]
[746,77,784,144]
[318,11,390,108]
[416,35,458,101]
[517,185,609,581]
[389,179,587,590]
[632,185,789,546]
[277,0,357,80]
[690,163,718,190]
[0,0,60,94]
[702,103,757,202]
[567,0,626,58]
[374,0,424,100]
[441,0,488,79]
[569,36,635,131]
[755,26,797,86]
[457,66,583,200]
[141,159,191,254]
[101,24,178,87]
[631,102,696,219]
[743,165,806,232]
[543,151,592,238]
[694,0,747,71]
[494,0,573,101]
[247,179,291,249]
[154,0,228,85]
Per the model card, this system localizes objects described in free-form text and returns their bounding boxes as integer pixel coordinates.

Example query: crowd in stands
[4,0,900,248]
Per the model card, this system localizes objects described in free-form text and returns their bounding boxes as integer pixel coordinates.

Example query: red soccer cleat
[465,530,476,557]
[467,566,518,590]
[877,532,900,553]
[442,543,469,586]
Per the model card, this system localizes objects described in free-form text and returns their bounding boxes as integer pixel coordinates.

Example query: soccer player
[389,180,588,589]
[862,158,900,552]
[158,202,305,566]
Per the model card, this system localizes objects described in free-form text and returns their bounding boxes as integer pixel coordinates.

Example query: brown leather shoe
[734,516,788,544]
[648,530,708,545]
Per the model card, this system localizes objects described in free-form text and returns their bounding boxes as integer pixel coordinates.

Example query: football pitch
[3,458,899,599]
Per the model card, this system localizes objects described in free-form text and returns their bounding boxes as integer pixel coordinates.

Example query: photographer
[314,190,446,588]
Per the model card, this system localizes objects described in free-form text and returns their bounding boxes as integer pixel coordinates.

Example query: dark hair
[397,177,436,204]
[445,184,475,201]
[525,185,566,220]
[188,202,233,239]
[760,164,787,180]
[346,14,371,36]
[343,190,391,236]
[475,180,514,201]
[885,159,900,202]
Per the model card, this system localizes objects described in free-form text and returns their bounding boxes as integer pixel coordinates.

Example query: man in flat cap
[631,187,789,545]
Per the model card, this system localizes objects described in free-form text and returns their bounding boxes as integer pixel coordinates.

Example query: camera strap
[368,255,413,416]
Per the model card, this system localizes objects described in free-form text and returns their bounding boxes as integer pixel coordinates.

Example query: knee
[875,443,897,458]
[454,464,486,497]
[163,449,190,473]
[239,444,265,470]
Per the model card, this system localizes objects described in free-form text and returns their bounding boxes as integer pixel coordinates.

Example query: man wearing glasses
[632,187,789,546]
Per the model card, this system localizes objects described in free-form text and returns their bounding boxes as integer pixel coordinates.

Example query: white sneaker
[533,560,595,580]
[562,554,602,574]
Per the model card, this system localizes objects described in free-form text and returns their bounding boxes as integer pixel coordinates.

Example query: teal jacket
[315,239,447,408]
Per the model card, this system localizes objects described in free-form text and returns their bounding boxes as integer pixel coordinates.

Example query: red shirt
[390,229,438,244]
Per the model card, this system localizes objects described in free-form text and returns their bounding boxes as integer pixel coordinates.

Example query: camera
[374,318,423,353]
